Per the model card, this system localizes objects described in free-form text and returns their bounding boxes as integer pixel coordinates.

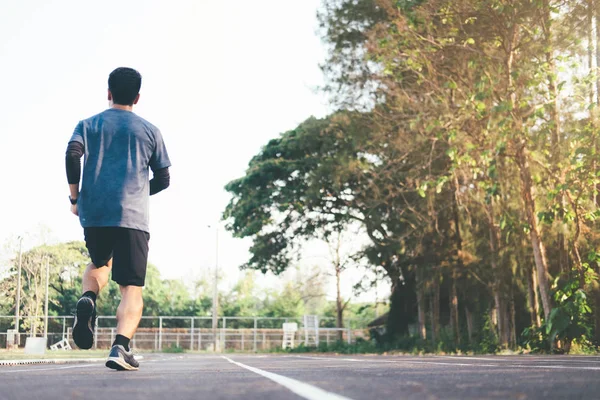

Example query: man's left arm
[150,167,170,195]
[148,129,171,196]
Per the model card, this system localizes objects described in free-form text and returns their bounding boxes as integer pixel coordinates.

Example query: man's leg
[74,228,114,350]
[82,259,112,295]
[116,285,144,341]
[106,285,143,371]
[106,228,147,371]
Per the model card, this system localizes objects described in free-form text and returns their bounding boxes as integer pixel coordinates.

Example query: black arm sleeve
[150,167,170,195]
[65,141,84,184]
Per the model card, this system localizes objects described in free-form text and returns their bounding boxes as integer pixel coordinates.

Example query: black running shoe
[72,296,96,349]
[105,345,139,371]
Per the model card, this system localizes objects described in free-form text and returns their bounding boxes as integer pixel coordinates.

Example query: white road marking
[433,355,600,364]
[0,363,99,374]
[433,356,500,361]
[222,356,354,400]
[293,355,600,371]
[0,358,105,366]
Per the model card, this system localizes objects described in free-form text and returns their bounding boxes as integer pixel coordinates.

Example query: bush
[284,338,379,354]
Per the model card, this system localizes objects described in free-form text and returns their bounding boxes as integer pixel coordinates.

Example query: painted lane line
[293,356,600,371]
[293,356,497,368]
[0,363,99,374]
[0,358,105,367]
[222,356,354,400]
[433,355,600,364]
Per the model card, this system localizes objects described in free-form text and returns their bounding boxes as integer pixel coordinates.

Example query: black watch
[69,196,78,205]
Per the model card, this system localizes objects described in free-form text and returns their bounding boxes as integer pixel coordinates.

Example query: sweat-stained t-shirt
[68,108,171,233]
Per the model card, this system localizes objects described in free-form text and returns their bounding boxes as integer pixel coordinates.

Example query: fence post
[62,317,66,340]
[253,317,257,353]
[347,327,351,345]
[190,317,194,351]
[198,327,202,350]
[221,317,226,352]
[110,328,115,346]
[159,317,163,351]
[262,331,266,350]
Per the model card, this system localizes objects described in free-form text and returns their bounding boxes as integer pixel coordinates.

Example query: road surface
[1,353,599,399]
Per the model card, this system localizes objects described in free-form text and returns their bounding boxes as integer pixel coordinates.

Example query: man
[65,67,171,371]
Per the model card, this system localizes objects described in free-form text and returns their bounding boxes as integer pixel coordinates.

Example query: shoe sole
[73,299,95,350]
[106,357,139,371]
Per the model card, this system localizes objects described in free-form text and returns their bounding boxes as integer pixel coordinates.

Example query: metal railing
[0,315,368,351]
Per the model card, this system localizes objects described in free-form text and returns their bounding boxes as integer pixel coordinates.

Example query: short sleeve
[149,129,172,171]
[69,121,85,145]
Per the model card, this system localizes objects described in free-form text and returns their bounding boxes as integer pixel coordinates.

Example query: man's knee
[120,286,143,309]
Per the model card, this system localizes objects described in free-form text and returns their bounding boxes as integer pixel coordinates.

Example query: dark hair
[108,67,142,105]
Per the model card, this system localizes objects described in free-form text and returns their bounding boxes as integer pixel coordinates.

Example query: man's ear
[133,93,140,105]
[107,89,113,101]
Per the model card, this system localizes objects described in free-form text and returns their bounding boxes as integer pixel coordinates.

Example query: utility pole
[209,225,219,352]
[44,257,50,340]
[14,236,23,343]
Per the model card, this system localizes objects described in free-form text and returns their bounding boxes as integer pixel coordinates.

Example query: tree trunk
[465,306,474,345]
[515,145,553,320]
[431,278,440,344]
[506,16,553,321]
[542,0,567,277]
[416,270,426,341]
[451,177,462,346]
[488,203,507,347]
[494,292,508,348]
[510,287,517,349]
[588,0,600,345]
[335,264,344,342]
[589,0,595,107]
[449,276,460,346]
[527,264,542,328]
[596,0,600,105]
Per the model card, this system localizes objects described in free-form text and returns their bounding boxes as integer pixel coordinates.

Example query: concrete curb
[0,358,106,367]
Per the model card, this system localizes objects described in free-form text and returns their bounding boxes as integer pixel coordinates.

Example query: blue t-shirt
[69,108,171,233]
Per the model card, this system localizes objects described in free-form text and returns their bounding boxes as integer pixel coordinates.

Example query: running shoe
[72,296,96,349]
[105,344,139,371]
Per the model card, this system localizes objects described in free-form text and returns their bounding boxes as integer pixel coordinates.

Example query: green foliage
[522,268,596,353]
[283,338,379,354]
[546,274,593,348]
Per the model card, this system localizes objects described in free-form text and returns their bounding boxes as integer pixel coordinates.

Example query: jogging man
[65,67,171,370]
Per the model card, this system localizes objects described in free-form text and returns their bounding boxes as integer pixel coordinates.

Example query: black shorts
[84,227,150,287]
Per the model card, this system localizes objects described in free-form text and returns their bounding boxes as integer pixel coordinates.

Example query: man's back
[70,108,170,232]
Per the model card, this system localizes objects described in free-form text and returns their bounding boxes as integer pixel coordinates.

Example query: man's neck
[111,104,134,112]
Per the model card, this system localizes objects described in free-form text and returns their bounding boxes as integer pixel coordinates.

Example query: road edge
[0,358,105,367]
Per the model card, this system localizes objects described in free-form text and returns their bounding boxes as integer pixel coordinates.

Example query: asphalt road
[1,353,600,400]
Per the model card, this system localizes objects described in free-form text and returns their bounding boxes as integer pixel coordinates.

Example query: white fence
[0,316,368,351]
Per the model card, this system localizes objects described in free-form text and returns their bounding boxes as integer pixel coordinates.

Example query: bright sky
[0,1,386,303]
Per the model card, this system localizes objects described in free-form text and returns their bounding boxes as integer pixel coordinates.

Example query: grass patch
[162,344,185,353]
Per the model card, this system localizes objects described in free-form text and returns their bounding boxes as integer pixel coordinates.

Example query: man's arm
[150,167,170,195]
[66,141,84,214]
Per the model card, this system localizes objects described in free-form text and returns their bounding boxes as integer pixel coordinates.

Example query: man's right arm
[66,141,84,214]
[66,141,84,185]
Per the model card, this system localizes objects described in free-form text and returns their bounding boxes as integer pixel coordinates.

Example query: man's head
[108,67,142,106]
